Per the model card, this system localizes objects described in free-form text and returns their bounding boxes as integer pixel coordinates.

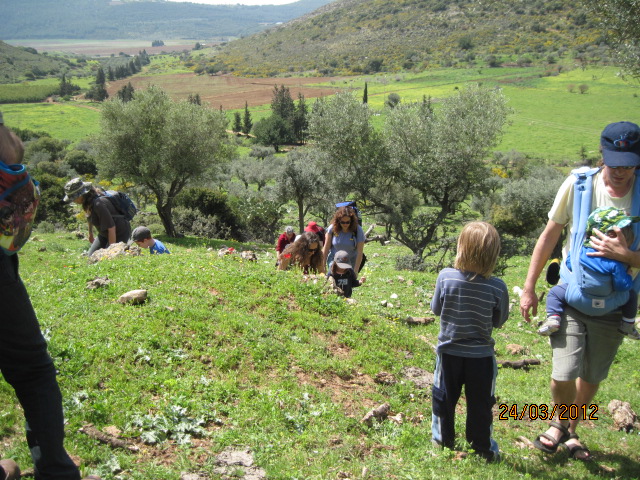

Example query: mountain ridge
[209,0,606,76]
[1,0,335,40]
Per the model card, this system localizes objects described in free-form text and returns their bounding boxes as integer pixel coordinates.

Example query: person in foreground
[520,121,640,461]
[131,226,170,254]
[0,116,101,479]
[431,221,509,462]
[538,207,640,339]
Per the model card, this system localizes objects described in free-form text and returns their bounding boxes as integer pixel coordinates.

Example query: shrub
[172,207,233,240]
[395,254,427,272]
[34,173,74,227]
[489,166,565,236]
[175,188,243,240]
[230,195,284,243]
[65,150,98,176]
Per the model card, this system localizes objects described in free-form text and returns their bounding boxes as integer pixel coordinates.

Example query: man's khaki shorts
[550,307,624,384]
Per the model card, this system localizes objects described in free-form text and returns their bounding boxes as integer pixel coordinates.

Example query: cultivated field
[107,73,350,111]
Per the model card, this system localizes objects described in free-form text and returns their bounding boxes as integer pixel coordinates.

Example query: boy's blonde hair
[454,221,501,278]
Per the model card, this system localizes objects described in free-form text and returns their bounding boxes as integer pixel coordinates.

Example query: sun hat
[333,250,352,270]
[131,226,151,242]
[584,206,640,246]
[600,121,640,168]
[304,221,322,233]
[63,177,92,203]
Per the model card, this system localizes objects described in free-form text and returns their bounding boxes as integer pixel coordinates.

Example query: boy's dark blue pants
[431,352,498,457]
[0,253,80,480]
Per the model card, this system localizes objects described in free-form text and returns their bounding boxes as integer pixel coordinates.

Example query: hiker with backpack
[520,121,640,461]
[0,118,101,479]
[323,205,365,274]
[63,178,132,256]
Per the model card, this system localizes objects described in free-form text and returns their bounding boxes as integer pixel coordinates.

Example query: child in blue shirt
[131,226,170,254]
[431,221,509,462]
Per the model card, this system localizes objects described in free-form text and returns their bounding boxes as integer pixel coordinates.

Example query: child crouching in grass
[431,221,509,462]
[131,226,170,254]
[327,250,365,298]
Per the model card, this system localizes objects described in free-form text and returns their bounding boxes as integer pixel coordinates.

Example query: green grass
[1,229,638,479]
[0,102,101,143]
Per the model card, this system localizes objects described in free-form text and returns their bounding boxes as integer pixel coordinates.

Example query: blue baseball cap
[601,121,640,167]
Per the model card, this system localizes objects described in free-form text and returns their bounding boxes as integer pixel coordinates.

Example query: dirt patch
[107,73,350,110]
[295,368,377,418]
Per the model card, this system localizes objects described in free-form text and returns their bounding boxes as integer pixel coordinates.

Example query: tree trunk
[157,202,177,237]
[297,199,305,233]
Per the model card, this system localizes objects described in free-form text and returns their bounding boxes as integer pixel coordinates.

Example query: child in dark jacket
[327,250,366,297]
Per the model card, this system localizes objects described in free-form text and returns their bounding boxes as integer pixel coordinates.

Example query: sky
[167,0,298,5]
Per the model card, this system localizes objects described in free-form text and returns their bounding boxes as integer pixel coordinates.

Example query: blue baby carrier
[560,167,640,315]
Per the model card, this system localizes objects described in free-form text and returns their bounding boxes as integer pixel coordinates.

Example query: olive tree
[308,91,391,201]
[273,148,331,232]
[582,0,640,78]
[384,84,511,257]
[308,86,510,260]
[95,85,234,237]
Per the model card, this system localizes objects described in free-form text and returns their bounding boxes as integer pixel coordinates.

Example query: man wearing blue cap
[520,121,640,461]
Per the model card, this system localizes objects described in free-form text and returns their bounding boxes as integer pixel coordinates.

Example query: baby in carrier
[538,206,640,339]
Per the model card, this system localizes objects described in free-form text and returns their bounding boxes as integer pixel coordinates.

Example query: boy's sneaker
[538,315,561,336]
[618,320,640,340]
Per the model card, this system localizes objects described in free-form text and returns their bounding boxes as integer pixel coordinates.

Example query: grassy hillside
[210,0,607,76]
[1,0,334,41]
[0,40,73,84]
[1,231,638,479]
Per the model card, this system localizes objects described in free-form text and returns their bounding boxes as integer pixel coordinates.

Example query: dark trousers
[547,283,637,319]
[0,254,80,480]
[431,352,498,457]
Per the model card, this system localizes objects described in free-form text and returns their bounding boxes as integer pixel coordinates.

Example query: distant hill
[210,0,608,76]
[0,41,71,83]
[0,0,335,40]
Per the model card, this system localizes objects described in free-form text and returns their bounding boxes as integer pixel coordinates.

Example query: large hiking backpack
[0,161,39,255]
[103,190,137,222]
[560,167,640,315]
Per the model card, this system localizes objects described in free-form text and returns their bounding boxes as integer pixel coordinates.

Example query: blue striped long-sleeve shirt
[431,268,509,358]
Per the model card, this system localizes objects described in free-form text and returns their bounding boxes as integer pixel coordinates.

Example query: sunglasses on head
[308,247,318,252]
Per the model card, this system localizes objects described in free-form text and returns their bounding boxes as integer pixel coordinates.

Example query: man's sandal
[533,421,571,454]
[564,433,591,461]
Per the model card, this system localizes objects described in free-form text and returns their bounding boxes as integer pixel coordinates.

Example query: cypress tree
[242,101,253,135]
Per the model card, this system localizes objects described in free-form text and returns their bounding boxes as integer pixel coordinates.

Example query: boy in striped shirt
[431,221,509,462]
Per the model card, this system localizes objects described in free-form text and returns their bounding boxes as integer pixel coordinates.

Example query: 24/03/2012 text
[497,404,598,421]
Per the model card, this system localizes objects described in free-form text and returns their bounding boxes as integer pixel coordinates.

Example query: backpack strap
[566,167,600,291]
